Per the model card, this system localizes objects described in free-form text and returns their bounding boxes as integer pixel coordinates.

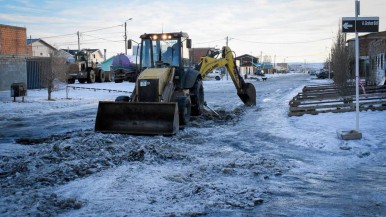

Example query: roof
[252,62,273,68]
[235,54,259,60]
[59,49,102,56]
[347,30,386,42]
[26,38,57,51]
[98,56,114,71]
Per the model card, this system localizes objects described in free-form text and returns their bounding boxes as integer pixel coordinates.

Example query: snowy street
[1,73,385,216]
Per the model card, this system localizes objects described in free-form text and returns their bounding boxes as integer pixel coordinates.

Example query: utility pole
[77,31,80,51]
[124,18,133,55]
[273,55,276,67]
[226,36,228,47]
[124,22,127,55]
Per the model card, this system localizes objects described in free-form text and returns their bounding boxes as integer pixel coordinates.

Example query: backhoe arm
[197,46,256,106]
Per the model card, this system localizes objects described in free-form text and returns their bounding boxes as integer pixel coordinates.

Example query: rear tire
[105,72,112,82]
[96,69,105,83]
[176,96,191,126]
[190,79,204,116]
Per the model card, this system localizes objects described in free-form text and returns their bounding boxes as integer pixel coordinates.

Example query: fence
[288,84,386,116]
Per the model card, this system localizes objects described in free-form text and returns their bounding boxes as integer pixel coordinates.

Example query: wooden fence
[288,84,386,116]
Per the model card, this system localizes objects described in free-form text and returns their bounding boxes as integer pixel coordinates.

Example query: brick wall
[0,56,27,91]
[0,24,28,56]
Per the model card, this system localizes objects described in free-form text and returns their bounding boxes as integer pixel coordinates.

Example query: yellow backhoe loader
[95,32,256,135]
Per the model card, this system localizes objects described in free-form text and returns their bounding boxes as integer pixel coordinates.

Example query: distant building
[235,54,259,75]
[189,47,213,65]
[276,63,288,72]
[26,38,57,57]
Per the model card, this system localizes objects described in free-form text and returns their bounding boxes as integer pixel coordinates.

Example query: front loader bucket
[237,83,256,106]
[95,102,179,135]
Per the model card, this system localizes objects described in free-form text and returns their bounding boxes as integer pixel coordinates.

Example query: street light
[124,18,133,55]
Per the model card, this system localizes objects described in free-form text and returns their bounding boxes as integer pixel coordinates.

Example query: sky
[1,0,385,63]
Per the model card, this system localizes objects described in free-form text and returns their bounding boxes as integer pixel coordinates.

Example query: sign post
[338,0,379,140]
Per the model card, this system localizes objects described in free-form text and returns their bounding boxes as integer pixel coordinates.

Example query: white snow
[1,73,385,216]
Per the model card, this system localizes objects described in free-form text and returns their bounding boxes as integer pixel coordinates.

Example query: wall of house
[90,51,104,64]
[31,41,56,57]
[369,38,386,85]
[0,24,28,56]
[0,56,27,91]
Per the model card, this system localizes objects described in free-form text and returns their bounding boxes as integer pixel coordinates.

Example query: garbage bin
[11,82,27,102]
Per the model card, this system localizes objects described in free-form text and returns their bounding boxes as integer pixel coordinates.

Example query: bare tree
[330,28,354,96]
[41,51,69,100]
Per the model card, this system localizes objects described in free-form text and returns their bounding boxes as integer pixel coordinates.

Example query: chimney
[104,49,107,61]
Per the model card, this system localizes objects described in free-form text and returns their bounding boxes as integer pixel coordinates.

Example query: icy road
[1,73,385,216]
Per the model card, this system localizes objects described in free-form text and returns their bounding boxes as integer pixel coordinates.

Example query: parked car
[316,70,333,79]
[255,69,265,76]
[308,70,316,76]
[206,69,223,80]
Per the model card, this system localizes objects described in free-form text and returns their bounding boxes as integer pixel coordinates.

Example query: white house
[26,38,57,57]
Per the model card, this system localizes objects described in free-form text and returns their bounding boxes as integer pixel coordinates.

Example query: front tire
[190,79,204,116]
[176,96,191,126]
[78,78,86,83]
[67,78,75,84]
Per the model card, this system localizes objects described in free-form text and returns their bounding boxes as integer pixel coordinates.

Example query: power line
[231,37,333,45]
[37,24,123,40]
[82,24,123,33]
[194,38,225,45]
[40,32,76,39]
[82,33,123,43]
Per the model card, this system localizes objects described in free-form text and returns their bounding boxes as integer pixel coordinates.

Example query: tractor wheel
[78,78,86,83]
[96,69,105,83]
[67,78,75,84]
[87,69,96,83]
[105,72,112,82]
[114,78,123,83]
[190,79,204,116]
[176,96,191,126]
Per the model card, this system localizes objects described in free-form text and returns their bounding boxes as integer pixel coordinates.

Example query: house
[26,38,57,57]
[347,31,386,84]
[368,35,386,85]
[189,47,214,65]
[235,54,259,76]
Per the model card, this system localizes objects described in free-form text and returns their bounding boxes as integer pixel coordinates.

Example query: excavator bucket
[95,102,179,135]
[237,82,256,106]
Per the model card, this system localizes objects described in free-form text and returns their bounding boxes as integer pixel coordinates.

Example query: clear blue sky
[1,0,385,62]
